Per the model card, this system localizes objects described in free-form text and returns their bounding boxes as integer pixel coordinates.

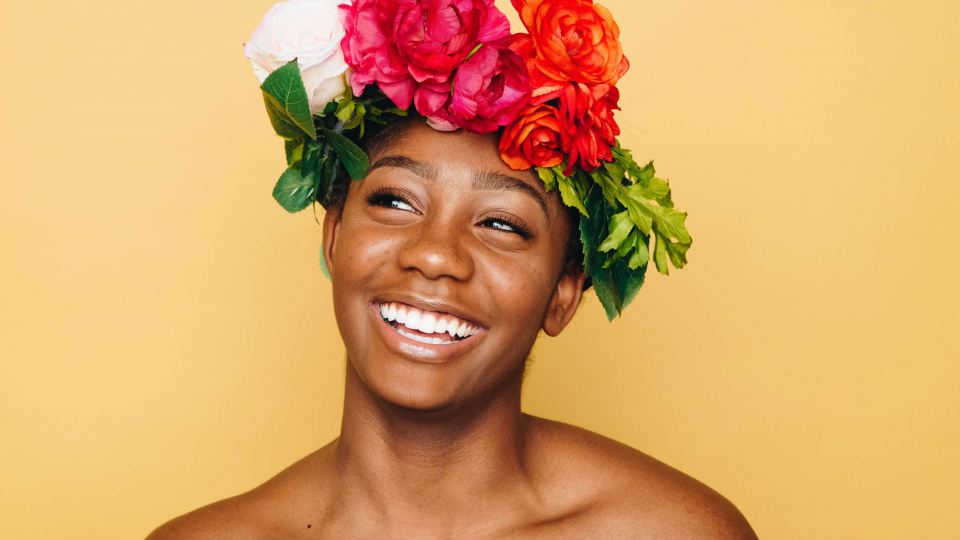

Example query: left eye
[488,219,515,232]
[480,217,532,240]
[387,198,414,212]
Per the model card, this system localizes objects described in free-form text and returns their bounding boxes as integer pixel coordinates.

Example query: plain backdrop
[1,1,958,538]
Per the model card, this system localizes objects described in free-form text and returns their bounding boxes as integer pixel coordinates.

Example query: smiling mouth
[377,301,480,346]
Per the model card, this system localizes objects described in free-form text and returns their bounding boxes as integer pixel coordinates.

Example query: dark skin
[147,123,757,540]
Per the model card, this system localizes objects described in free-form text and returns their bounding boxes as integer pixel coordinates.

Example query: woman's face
[324,122,584,411]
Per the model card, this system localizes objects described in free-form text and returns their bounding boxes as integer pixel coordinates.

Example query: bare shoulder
[145,443,336,540]
[525,415,757,540]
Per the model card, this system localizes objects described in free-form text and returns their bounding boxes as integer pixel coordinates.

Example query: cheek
[476,250,559,330]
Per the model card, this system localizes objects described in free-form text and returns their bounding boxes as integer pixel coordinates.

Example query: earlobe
[542,272,586,337]
[321,207,342,278]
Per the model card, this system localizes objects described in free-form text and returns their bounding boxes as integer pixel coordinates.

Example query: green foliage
[322,127,369,180]
[272,168,315,213]
[285,139,303,168]
[579,186,648,320]
[261,61,316,140]
[536,166,557,191]
[319,242,332,280]
[559,141,693,318]
[591,145,693,277]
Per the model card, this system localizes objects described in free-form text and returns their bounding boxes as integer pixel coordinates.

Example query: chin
[356,355,471,412]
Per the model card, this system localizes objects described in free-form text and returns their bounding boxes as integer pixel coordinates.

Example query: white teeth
[379,302,481,341]
[404,309,421,330]
[418,313,436,334]
[395,326,457,345]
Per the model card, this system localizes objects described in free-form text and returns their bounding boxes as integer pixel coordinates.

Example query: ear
[542,271,586,337]
[321,206,342,279]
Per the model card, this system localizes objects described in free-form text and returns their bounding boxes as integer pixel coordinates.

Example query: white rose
[244,0,351,114]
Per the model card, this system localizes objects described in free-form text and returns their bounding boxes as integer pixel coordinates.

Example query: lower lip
[370,304,483,363]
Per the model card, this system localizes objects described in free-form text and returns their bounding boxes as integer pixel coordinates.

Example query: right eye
[366,189,416,212]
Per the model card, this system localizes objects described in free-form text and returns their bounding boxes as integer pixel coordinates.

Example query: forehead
[379,122,539,186]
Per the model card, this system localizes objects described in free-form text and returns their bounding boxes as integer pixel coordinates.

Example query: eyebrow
[369,155,438,181]
[369,155,550,220]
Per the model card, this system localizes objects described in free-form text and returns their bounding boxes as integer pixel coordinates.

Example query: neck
[331,361,531,526]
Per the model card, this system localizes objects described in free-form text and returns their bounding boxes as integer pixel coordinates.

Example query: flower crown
[244,0,692,320]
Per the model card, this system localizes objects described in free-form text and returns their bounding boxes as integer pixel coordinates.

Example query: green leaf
[536,166,557,191]
[617,179,692,244]
[598,211,634,252]
[592,168,622,208]
[616,191,654,233]
[322,127,369,180]
[656,187,675,209]
[335,100,356,123]
[344,103,366,131]
[653,230,691,275]
[636,160,656,185]
[629,177,671,201]
[285,139,304,167]
[260,61,317,140]
[648,204,692,244]
[612,145,646,182]
[557,174,588,216]
[300,138,325,190]
[319,243,332,280]
[272,168,315,213]
[603,230,636,268]
[317,153,340,208]
[628,230,651,270]
[580,186,648,320]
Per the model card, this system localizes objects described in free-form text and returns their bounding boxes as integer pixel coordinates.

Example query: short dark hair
[326,116,588,288]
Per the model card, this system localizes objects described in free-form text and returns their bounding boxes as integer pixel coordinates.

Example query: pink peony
[413,44,531,134]
[394,0,510,84]
[339,0,511,110]
[338,0,417,108]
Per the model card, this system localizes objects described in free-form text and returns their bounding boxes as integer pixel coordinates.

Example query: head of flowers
[244,0,692,320]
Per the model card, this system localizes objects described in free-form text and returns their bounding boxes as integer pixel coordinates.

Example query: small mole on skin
[307,524,311,528]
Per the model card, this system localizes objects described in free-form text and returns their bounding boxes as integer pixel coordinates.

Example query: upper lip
[372,293,486,330]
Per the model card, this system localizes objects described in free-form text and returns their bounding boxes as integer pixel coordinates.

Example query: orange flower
[511,0,629,86]
[499,104,567,170]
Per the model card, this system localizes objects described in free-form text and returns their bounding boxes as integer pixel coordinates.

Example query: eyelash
[481,214,534,240]
[365,187,416,211]
[365,188,534,240]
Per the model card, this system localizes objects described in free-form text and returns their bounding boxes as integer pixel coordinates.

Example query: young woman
[149,1,757,537]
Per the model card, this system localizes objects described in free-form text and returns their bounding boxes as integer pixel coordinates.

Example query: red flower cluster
[500,0,628,175]
[339,0,530,134]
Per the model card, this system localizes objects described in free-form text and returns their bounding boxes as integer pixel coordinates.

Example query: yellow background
[1,0,957,538]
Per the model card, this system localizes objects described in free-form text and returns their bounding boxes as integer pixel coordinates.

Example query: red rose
[511,0,629,86]
[561,84,620,174]
[499,104,567,170]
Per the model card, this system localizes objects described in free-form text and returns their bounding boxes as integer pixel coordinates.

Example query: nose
[396,217,475,282]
